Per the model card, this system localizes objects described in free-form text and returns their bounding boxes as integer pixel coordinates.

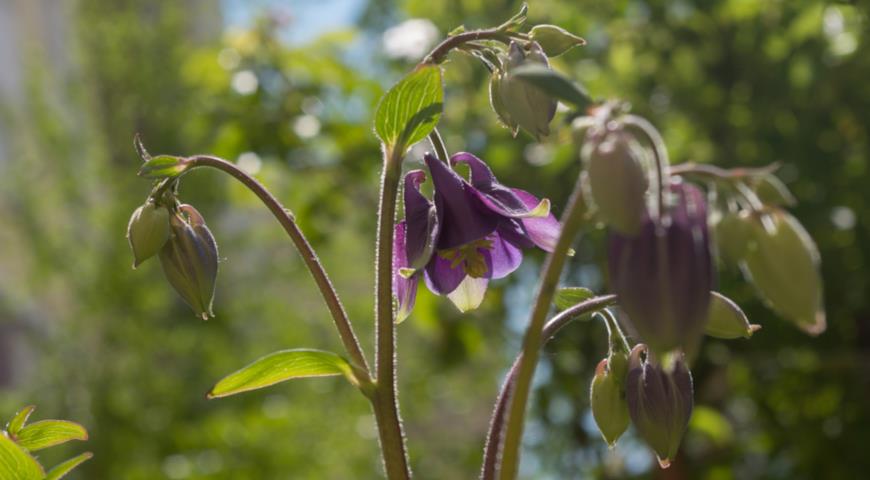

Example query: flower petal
[425,153,499,249]
[452,152,550,219]
[489,231,524,279]
[392,221,419,323]
[423,251,467,295]
[512,189,561,251]
[447,276,489,312]
[403,170,440,269]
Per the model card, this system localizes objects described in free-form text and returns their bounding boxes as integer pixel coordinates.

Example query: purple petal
[425,153,499,249]
[403,170,440,269]
[392,221,419,323]
[452,152,546,219]
[423,252,467,295]
[489,231,524,279]
[512,189,561,252]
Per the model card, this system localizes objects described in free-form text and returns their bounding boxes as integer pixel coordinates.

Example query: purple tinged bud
[127,200,170,268]
[493,42,557,140]
[626,345,693,468]
[159,204,219,320]
[608,182,714,354]
[582,129,649,235]
[590,356,630,446]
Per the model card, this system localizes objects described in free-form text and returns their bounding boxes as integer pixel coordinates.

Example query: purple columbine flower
[393,152,560,320]
[608,182,714,354]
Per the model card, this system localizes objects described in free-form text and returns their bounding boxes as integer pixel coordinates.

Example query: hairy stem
[481,295,617,479]
[428,128,450,165]
[373,147,412,479]
[497,175,588,480]
[184,155,370,377]
[422,29,519,65]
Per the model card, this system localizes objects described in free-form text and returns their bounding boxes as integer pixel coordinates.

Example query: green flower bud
[495,42,557,140]
[713,210,752,266]
[740,208,825,335]
[626,345,693,469]
[705,291,760,339]
[590,357,630,447]
[489,71,517,132]
[582,129,649,235]
[159,204,219,320]
[753,174,796,207]
[529,25,586,57]
[127,200,170,268]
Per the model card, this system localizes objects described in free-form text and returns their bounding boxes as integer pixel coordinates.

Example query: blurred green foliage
[1,1,868,479]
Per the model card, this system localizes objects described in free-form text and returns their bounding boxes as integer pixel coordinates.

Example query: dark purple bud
[626,345,693,468]
[608,182,714,354]
[159,205,219,320]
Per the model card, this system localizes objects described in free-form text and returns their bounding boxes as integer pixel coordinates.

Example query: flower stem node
[159,204,219,320]
[590,356,630,447]
[626,345,694,469]
[490,42,557,140]
[127,200,170,268]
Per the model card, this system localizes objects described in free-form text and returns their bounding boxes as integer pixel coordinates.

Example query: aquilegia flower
[608,182,714,354]
[393,152,560,321]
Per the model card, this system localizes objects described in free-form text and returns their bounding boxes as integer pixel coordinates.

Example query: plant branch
[183,155,371,378]
[372,146,412,479]
[481,295,617,480]
[669,162,780,180]
[422,29,520,65]
[428,128,450,165]
[497,174,588,480]
[623,115,670,220]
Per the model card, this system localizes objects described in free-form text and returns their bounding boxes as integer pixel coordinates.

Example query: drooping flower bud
[705,291,760,339]
[492,41,557,140]
[626,345,693,468]
[740,208,825,335]
[713,210,753,266]
[590,355,630,446]
[608,182,714,354]
[159,204,219,320]
[127,200,170,268]
[582,129,649,235]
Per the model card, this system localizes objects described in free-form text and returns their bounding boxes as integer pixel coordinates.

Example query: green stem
[480,295,617,480]
[428,128,450,165]
[422,29,518,65]
[372,147,412,479]
[497,174,588,480]
[184,155,371,379]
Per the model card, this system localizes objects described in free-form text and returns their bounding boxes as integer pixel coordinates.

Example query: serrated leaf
[6,406,35,436]
[0,433,44,480]
[15,420,88,452]
[374,65,443,152]
[511,64,591,109]
[137,155,189,179]
[208,349,357,399]
[554,287,595,311]
[45,452,94,480]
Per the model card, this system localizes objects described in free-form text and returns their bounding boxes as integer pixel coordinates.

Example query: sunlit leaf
[137,155,190,179]
[6,406,35,436]
[554,287,595,311]
[706,291,758,339]
[208,349,357,399]
[511,64,591,109]
[0,433,44,480]
[374,65,443,152]
[45,452,94,480]
[15,420,88,452]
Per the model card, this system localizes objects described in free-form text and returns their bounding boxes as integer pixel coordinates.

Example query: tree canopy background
[0,1,868,478]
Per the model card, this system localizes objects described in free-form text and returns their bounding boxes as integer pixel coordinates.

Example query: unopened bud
[713,210,752,266]
[494,42,557,140]
[590,355,630,446]
[740,208,825,335]
[528,25,586,57]
[583,129,649,235]
[705,291,759,339]
[626,345,693,468]
[127,201,170,268]
[159,205,219,320]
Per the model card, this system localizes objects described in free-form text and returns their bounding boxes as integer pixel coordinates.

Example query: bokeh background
[1,1,868,478]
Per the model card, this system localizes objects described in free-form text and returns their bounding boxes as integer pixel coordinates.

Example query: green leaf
[208,349,357,399]
[137,155,189,179]
[554,287,595,311]
[15,420,88,452]
[705,291,758,339]
[6,406,35,436]
[0,433,44,480]
[497,3,528,32]
[511,64,592,109]
[45,452,94,480]
[529,25,586,57]
[374,65,443,152]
